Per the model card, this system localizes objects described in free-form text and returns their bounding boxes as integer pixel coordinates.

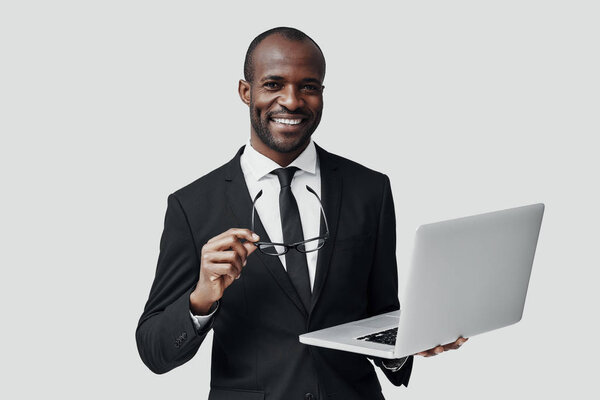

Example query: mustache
[267,107,311,118]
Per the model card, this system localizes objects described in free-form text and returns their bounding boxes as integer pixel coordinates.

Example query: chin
[270,135,311,154]
[251,115,317,155]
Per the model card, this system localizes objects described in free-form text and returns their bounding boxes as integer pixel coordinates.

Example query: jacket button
[304,393,314,400]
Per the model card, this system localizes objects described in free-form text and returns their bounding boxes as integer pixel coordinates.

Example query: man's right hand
[189,228,260,315]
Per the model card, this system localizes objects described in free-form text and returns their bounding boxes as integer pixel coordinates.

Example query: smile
[271,118,303,125]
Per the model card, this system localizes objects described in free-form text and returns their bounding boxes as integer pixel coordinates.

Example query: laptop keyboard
[357,327,398,345]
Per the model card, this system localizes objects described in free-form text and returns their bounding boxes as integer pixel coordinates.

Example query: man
[136,27,467,400]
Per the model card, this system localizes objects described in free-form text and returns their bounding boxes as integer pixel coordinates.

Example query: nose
[278,85,304,111]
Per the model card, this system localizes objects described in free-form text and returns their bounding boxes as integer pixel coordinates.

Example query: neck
[249,132,309,167]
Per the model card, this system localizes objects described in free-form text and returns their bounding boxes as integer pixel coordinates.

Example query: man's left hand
[415,337,468,357]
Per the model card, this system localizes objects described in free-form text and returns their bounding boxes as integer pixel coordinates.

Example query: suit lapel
[310,144,342,315]
[224,146,308,317]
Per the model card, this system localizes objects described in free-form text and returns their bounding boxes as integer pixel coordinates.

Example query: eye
[302,84,321,92]
[263,81,281,90]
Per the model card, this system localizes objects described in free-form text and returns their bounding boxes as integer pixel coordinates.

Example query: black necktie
[271,167,312,312]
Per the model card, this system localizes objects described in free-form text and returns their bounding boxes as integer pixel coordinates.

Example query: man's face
[242,35,325,154]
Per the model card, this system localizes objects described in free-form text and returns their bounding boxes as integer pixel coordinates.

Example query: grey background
[1,1,598,398]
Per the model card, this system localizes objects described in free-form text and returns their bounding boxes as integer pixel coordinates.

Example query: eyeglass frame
[250,185,330,256]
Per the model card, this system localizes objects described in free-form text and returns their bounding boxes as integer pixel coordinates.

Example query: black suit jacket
[136,144,413,400]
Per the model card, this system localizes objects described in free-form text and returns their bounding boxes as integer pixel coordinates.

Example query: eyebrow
[259,75,323,85]
[301,78,323,85]
[260,75,285,82]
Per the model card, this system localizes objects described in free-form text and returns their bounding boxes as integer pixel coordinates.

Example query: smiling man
[136,27,466,400]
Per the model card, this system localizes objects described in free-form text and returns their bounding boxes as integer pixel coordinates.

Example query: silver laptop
[299,203,544,359]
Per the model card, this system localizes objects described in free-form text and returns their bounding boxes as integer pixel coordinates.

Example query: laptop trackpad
[356,316,398,329]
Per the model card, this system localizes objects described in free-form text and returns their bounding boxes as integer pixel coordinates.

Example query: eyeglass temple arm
[251,189,263,232]
[305,185,329,235]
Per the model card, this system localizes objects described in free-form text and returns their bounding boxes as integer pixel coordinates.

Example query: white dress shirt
[240,137,322,288]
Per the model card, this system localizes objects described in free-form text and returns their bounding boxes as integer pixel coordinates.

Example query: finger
[243,240,259,257]
[206,251,243,275]
[443,342,459,351]
[222,274,235,287]
[442,339,459,350]
[223,240,250,273]
[206,262,239,281]
[229,238,249,264]
[444,337,469,351]
[448,337,468,349]
[206,228,242,244]
[206,235,243,253]
[207,228,260,245]
[418,346,442,357]
[208,232,259,253]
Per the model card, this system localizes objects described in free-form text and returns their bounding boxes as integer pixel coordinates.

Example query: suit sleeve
[368,174,414,387]
[136,194,212,374]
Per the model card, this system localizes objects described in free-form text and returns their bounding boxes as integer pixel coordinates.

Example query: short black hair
[243,27,325,83]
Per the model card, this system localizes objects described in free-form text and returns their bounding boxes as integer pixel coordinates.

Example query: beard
[249,100,321,154]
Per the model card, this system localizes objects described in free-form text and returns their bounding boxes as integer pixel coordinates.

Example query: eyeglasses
[251,185,330,256]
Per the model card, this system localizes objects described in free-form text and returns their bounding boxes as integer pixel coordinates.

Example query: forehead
[252,35,325,82]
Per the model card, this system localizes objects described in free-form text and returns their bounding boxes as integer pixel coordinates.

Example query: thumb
[244,241,259,256]
[223,274,235,289]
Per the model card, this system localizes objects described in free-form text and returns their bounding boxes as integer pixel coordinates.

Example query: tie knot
[271,167,299,188]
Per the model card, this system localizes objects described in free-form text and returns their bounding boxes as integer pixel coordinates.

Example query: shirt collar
[243,137,317,182]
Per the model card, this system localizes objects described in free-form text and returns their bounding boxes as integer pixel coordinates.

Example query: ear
[238,79,251,106]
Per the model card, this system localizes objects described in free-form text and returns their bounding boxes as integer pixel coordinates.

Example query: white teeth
[272,118,302,125]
